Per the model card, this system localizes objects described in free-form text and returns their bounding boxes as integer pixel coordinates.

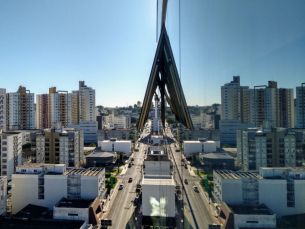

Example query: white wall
[142,183,175,217]
[99,141,132,157]
[221,180,243,204]
[234,214,276,229]
[53,207,89,223]
[145,161,171,176]
[184,141,202,157]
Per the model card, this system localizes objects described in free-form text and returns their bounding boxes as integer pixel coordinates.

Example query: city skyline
[1,0,305,107]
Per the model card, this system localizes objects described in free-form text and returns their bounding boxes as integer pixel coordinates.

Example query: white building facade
[183,140,217,157]
[98,139,132,157]
[68,121,98,144]
[213,168,305,217]
[0,131,22,180]
[11,164,106,214]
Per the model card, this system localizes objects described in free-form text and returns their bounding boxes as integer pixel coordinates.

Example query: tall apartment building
[0,176,8,215]
[11,164,106,214]
[295,85,305,128]
[30,124,84,167]
[237,127,304,171]
[0,131,22,180]
[6,86,35,130]
[71,81,95,124]
[0,89,6,131]
[213,167,305,217]
[36,94,49,129]
[249,81,294,128]
[221,76,251,123]
[36,87,72,129]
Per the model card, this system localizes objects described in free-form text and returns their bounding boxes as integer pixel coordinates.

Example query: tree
[166,116,176,125]
[89,143,96,147]
[134,104,137,108]
[222,144,230,148]
[131,117,138,124]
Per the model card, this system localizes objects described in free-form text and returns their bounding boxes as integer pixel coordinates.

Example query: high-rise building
[237,127,304,171]
[250,81,294,128]
[0,176,8,215]
[0,131,22,180]
[0,89,6,131]
[71,81,95,124]
[30,123,84,167]
[295,85,305,128]
[36,94,49,129]
[36,87,72,129]
[6,86,35,130]
[221,76,250,123]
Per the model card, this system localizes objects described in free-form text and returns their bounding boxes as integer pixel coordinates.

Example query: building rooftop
[202,152,233,160]
[215,170,263,180]
[229,204,274,215]
[86,151,115,158]
[63,167,104,176]
[17,163,65,168]
[0,219,86,229]
[56,198,94,209]
[14,204,49,219]
[143,178,174,186]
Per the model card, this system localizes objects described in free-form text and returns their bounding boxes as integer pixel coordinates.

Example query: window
[68,213,78,216]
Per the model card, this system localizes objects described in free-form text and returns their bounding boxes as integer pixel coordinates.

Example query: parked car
[184,179,188,184]
[119,184,124,190]
[193,186,199,192]
[129,177,133,182]
[128,163,132,168]
[131,158,134,161]
[184,164,188,169]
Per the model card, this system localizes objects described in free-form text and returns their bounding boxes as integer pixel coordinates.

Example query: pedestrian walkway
[188,167,197,177]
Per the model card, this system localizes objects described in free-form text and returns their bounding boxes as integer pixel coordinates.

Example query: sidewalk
[188,167,197,177]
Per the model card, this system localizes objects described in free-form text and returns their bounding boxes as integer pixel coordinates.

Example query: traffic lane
[185,184,213,227]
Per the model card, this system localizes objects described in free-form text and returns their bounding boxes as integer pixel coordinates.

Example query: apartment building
[295,85,305,128]
[36,87,72,129]
[30,124,84,167]
[11,164,106,214]
[0,89,6,131]
[36,94,49,129]
[6,86,35,130]
[249,81,294,128]
[213,167,305,217]
[221,76,251,123]
[68,120,98,144]
[190,111,213,129]
[0,176,8,215]
[237,127,304,171]
[71,81,95,124]
[104,112,131,129]
[0,131,22,180]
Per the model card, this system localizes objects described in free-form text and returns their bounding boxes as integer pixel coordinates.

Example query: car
[184,179,188,184]
[119,184,124,190]
[193,186,199,192]
[184,164,188,169]
[129,177,133,182]
[128,163,131,168]
[131,158,134,161]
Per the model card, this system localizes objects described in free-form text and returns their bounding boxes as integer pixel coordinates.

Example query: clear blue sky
[1,0,305,107]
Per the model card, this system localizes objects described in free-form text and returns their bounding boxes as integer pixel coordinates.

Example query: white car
[193,186,199,192]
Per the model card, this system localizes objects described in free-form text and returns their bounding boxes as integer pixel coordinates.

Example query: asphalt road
[166,131,214,229]
[106,143,146,229]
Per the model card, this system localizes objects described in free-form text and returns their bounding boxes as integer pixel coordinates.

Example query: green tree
[131,117,138,124]
[166,116,176,124]
[89,143,96,147]
[222,144,230,148]
[22,143,31,149]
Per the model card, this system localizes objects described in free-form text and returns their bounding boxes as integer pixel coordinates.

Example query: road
[166,130,214,229]
[106,133,147,228]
